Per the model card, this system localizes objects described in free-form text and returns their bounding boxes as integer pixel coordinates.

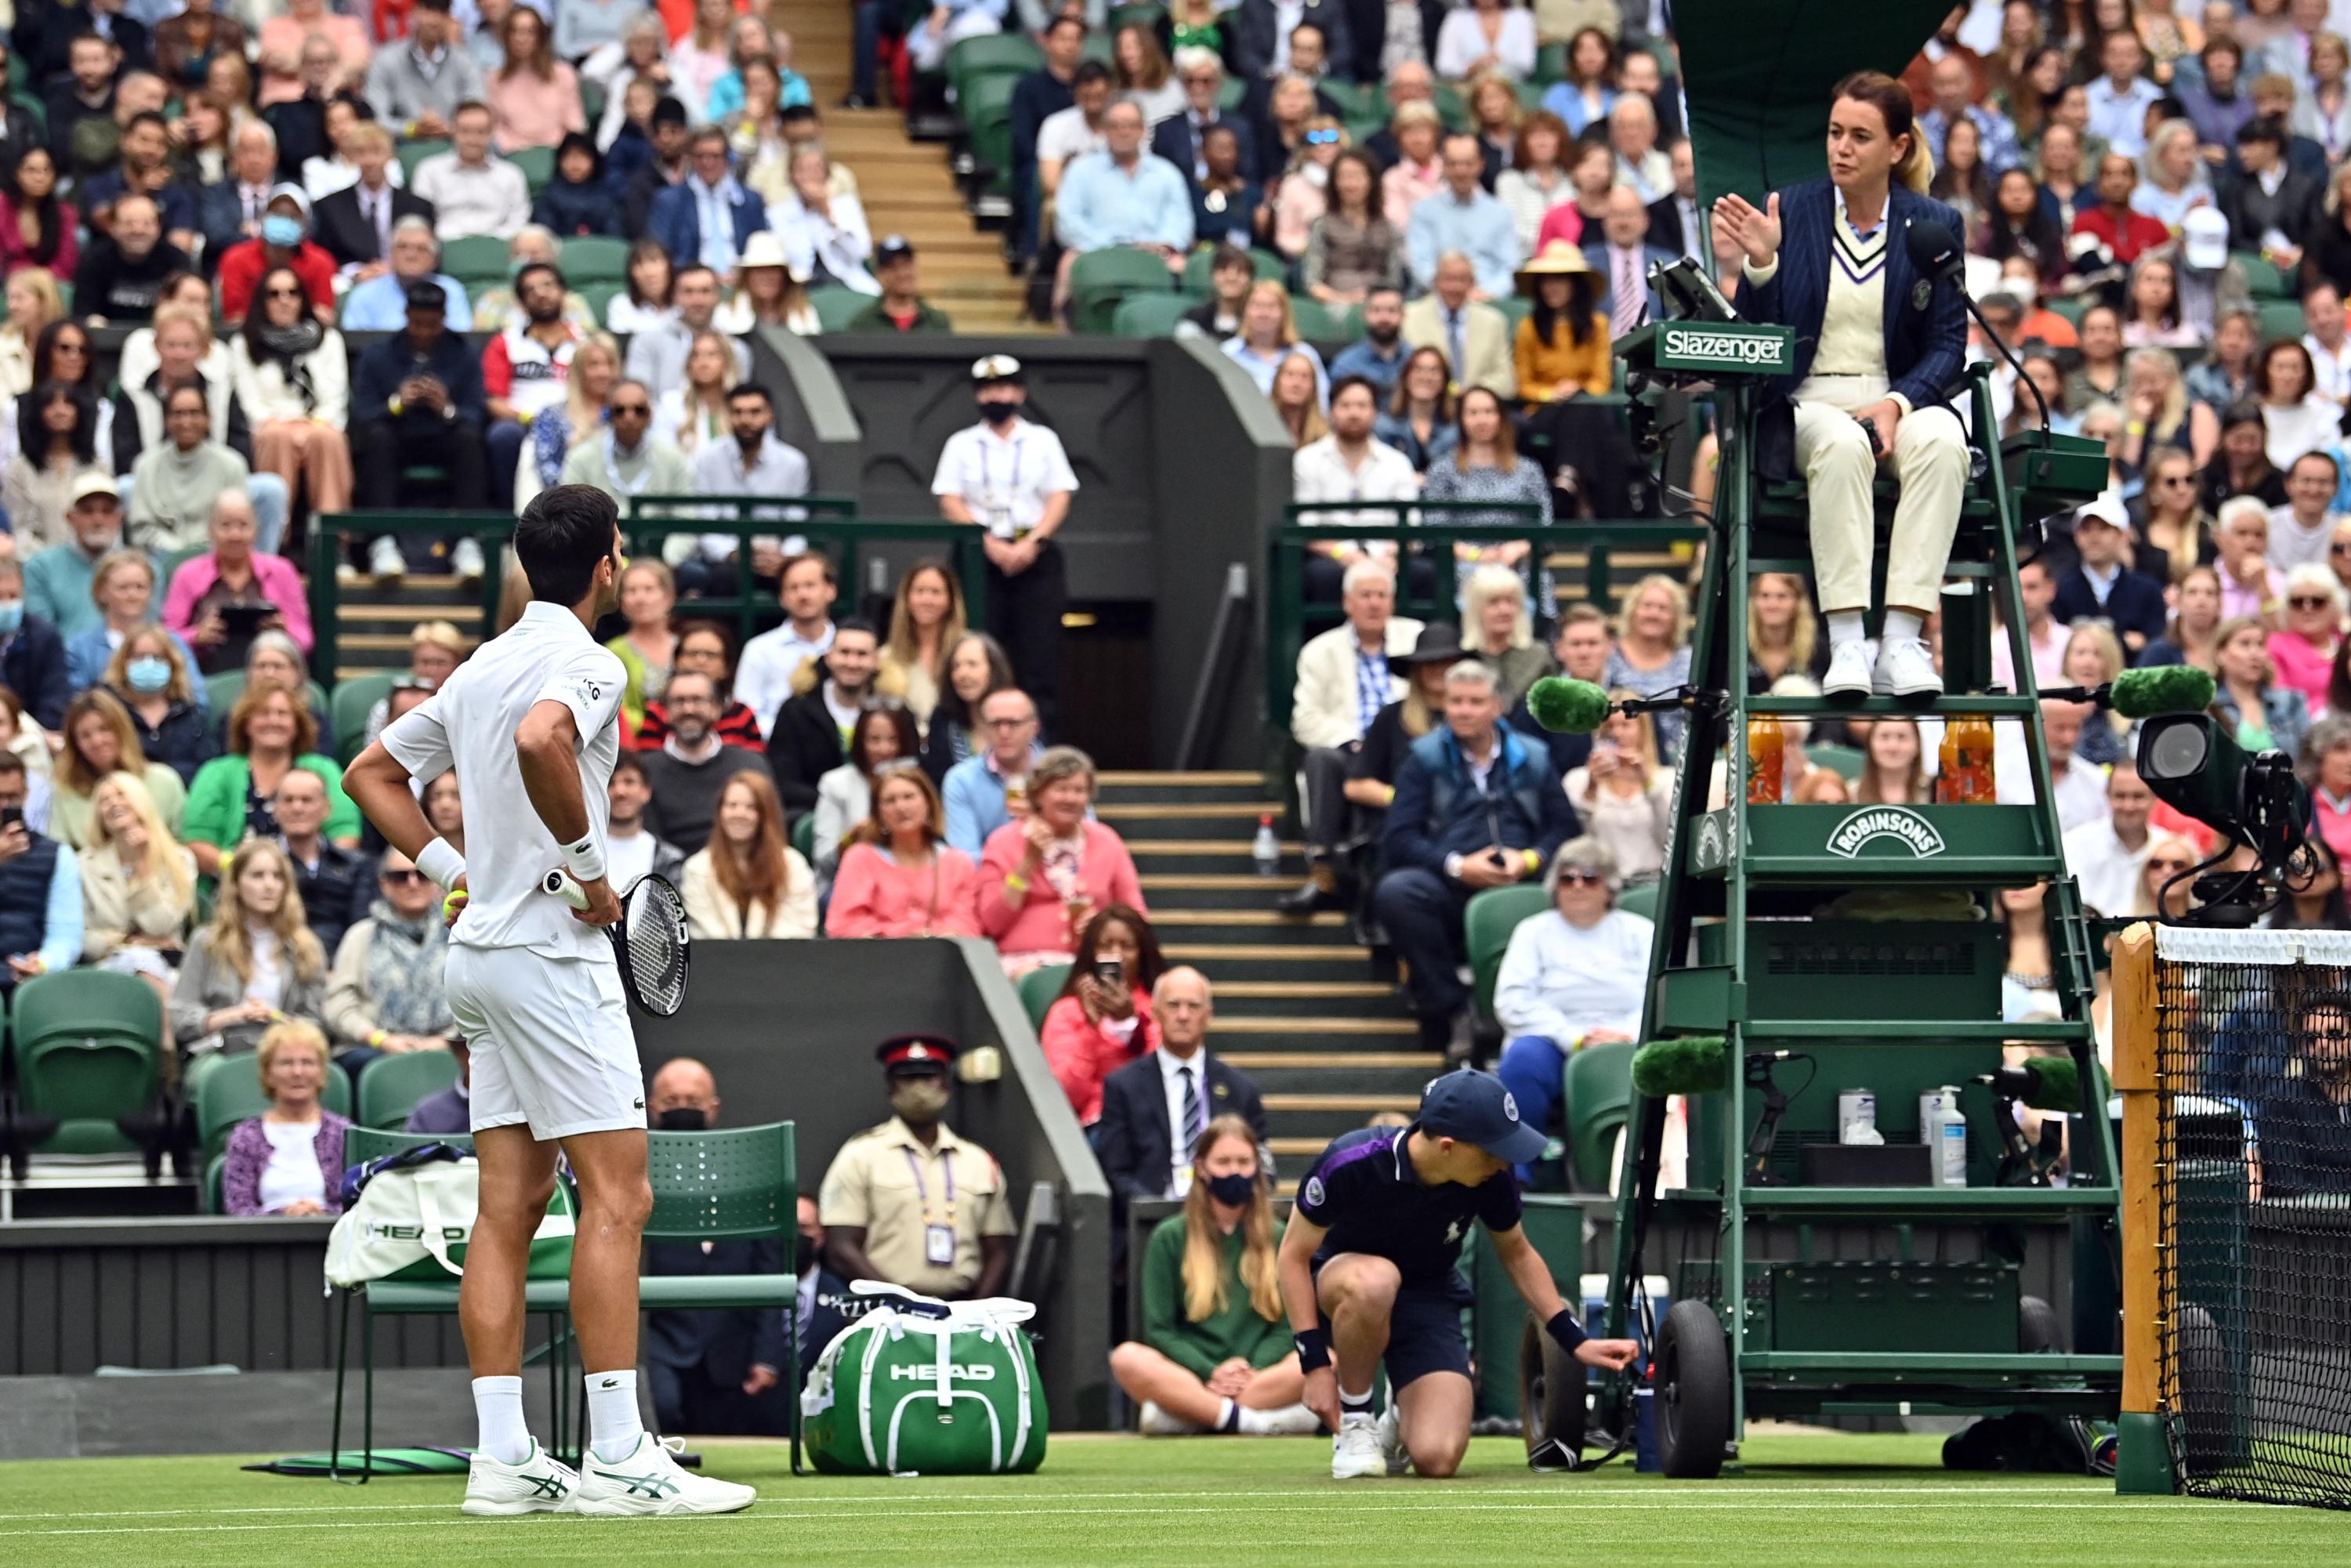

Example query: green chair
[1217,76,1247,113]
[1291,295,1343,342]
[961,71,1021,195]
[1617,882,1660,922]
[508,144,556,195]
[1565,1039,1636,1191]
[1465,883,1551,1029]
[2259,299,2309,342]
[397,139,450,185]
[946,32,1043,96]
[331,672,397,766]
[331,1122,803,1476]
[2233,251,2291,300]
[440,234,512,283]
[1432,82,1468,132]
[1018,963,1071,1031]
[1179,244,1287,297]
[1535,42,1567,82]
[809,286,870,331]
[5,970,167,1171]
[580,280,625,328]
[205,671,331,726]
[1803,742,1865,781]
[560,235,630,284]
[1068,247,1176,334]
[355,1050,462,1129]
[792,811,816,865]
[194,1048,353,1164]
[1112,292,1196,337]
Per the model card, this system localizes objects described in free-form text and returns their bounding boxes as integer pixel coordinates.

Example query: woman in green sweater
[182,682,360,877]
[1111,1115,1321,1436]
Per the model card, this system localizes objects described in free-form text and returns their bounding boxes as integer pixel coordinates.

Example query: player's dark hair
[514,484,618,606]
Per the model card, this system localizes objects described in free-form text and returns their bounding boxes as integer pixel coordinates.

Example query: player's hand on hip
[1573,1337,1642,1373]
[571,875,624,928]
[1301,1364,1339,1431]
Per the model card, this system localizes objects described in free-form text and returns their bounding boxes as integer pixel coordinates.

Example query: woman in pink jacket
[827,764,980,939]
[974,747,1147,975]
[1041,904,1165,1124]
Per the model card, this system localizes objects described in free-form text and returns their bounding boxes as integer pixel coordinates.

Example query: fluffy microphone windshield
[2016,1056,2081,1114]
[2110,665,2215,720]
[1632,1036,1727,1098]
[1525,677,1613,735]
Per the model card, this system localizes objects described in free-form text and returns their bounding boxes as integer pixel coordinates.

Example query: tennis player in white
[346,487,754,1517]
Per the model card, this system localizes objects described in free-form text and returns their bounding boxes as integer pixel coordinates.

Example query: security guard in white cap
[818,1034,1016,1300]
[931,355,1079,726]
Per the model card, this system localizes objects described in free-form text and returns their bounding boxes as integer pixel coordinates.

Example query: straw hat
[1515,239,1594,296]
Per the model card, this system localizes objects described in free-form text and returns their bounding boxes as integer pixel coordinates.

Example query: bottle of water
[1252,813,1281,877]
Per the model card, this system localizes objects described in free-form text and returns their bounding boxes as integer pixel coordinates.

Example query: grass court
[2,1431,2343,1566]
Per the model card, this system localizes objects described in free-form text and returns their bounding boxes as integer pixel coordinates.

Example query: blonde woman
[1563,692,1672,880]
[605,559,677,730]
[2116,346,2215,476]
[80,772,197,1016]
[651,330,737,458]
[1856,717,1929,804]
[219,1020,347,1216]
[530,331,621,491]
[2059,621,2133,766]
[1109,1115,1318,1436]
[2135,831,2204,919]
[100,623,210,784]
[2268,562,2345,716]
[50,690,187,849]
[880,559,967,726]
[1604,573,1693,755]
[1748,571,1820,685]
[1221,281,1327,402]
[2134,447,2216,583]
[1463,564,1552,706]
[169,838,328,1057]
[0,267,62,397]
[1269,350,1328,448]
[681,770,816,939]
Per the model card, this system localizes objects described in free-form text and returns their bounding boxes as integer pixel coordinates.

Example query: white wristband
[560,834,607,884]
[415,836,466,890]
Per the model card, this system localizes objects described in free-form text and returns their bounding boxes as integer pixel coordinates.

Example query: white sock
[1827,611,1867,649]
[1882,609,1924,645]
[585,1369,645,1464]
[471,1374,530,1465]
[1216,1397,1241,1432]
[1234,1403,1281,1434]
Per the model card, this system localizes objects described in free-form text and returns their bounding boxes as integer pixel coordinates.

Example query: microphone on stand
[1905,216,2052,434]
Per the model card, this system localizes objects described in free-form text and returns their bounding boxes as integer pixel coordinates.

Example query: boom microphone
[1980,1056,2081,1114]
[1525,676,1614,735]
[2110,665,2217,721]
[1632,1035,1727,1097]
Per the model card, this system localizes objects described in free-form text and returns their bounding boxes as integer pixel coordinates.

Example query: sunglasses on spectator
[1556,869,1606,885]
[2157,474,2193,487]
[611,401,651,415]
[2291,595,2335,610]
[380,868,429,885]
[1304,129,1342,145]
[265,286,302,299]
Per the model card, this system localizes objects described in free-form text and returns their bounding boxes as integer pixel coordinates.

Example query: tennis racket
[543,869,691,1017]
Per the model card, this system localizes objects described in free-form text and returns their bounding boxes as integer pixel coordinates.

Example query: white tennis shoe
[1331,1412,1387,1479]
[1376,1403,1411,1474]
[1872,637,1941,697]
[460,1439,578,1515]
[1824,640,1874,697]
[568,1433,756,1515]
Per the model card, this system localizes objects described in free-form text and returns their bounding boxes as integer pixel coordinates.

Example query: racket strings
[621,878,691,1016]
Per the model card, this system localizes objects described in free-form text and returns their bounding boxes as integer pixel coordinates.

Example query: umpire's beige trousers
[1791,374,1969,614]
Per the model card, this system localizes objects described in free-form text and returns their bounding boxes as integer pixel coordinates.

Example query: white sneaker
[1872,636,1942,697]
[569,1432,756,1515]
[451,536,487,584]
[1331,1411,1387,1478]
[1249,1403,1327,1436]
[1138,1400,1204,1436]
[1376,1403,1411,1474]
[1823,640,1872,697]
[368,535,406,585]
[461,1438,578,1516]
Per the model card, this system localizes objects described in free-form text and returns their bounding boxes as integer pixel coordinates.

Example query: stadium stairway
[333,574,481,682]
[1096,772,1421,1181]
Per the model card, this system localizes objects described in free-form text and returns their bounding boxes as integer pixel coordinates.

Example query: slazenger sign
[1825,806,1947,860]
[1662,327,1783,365]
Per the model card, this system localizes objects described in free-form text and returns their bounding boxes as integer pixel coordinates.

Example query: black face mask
[797,1235,820,1275]
[980,400,1020,427]
[655,1106,708,1131]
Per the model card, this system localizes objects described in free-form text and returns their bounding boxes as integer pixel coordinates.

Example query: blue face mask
[262,214,303,248]
[126,655,172,693]
[0,602,23,635]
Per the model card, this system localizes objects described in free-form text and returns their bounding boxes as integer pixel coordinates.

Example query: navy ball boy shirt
[1295,1124,1523,1294]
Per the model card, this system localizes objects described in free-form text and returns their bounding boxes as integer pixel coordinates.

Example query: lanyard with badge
[904,1147,958,1266]
[977,435,1026,541]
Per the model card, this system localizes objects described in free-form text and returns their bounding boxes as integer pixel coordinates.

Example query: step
[1165,944,1377,983]
[339,601,482,625]
[1151,913,1364,947]
[1266,1092,1420,1110]
[1140,873,1309,909]
[1733,1186,2116,1219]
[1270,1135,1342,1159]
[1220,1050,1440,1069]
[1098,772,1270,804]
[1209,982,1395,1001]
[1212,1016,1418,1036]
[1125,838,1302,872]
[1196,981,1403,1019]
[1099,802,1287,842]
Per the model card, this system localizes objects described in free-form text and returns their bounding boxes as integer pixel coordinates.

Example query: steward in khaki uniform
[818,1034,1017,1300]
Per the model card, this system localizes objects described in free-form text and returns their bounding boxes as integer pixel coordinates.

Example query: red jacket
[1041,990,1157,1124]
[2071,205,2172,266]
[217,237,335,321]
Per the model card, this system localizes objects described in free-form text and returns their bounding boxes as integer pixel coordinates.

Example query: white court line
[0,1482,2110,1524]
[0,1497,2218,1540]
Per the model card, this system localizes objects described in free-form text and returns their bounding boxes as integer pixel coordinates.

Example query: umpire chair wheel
[1655,1299,1730,1479]
[1519,1313,1586,1469]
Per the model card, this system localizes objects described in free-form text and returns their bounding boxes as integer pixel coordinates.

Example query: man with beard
[71,192,190,324]
[684,383,810,597]
[636,669,773,855]
[764,617,882,813]
[1328,286,1410,396]
[482,263,581,509]
[623,262,748,397]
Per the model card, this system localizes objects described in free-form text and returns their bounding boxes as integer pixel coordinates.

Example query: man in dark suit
[1095,968,1268,1208]
[403,1040,473,1135]
[1152,50,1259,183]
[2219,117,2323,259]
[1238,23,1346,158]
[312,121,436,272]
[1582,186,1675,335]
[1646,139,1704,263]
[2053,497,2168,655]
[1009,13,1087,263]
[641,1059,792,1436]
[1231,0,1354,82]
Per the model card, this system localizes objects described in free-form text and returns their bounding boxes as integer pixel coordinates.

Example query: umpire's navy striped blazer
[1732,179,1969,413]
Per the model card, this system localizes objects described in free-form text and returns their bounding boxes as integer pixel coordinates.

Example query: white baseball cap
[2183,207,2228,271]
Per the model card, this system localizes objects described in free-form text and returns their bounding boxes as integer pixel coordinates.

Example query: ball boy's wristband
[1294,1327,1331,1372]
[1544,1308,1588,1355]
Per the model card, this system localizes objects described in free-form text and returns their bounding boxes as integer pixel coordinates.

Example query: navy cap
[1419,1069,1546,1164]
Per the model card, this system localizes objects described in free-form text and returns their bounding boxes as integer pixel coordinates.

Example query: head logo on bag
[889,1362,997,1382]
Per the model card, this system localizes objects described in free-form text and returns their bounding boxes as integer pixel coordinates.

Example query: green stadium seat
[1319,81,1382,124]
[1432,82,1468,132]
[1069,247,1177,334]
[1112,292,1196,336]
[1290,295,1344,342]
[1515,79,1549,114]
[508,144,556,195]
[2045,295,2086,325]
[1217,77,1247,113]
[356,1049,462,1128]
[581,280,625,328]
[946,32,1043,96]
[1018,964,1070,1031]
[2233,251,2291,300]
[1466,883,1551,1030]
[560,235,630,284]
[1617,882,1659,921]
[1535,42,1567,82]
[1565,1039,1636,1191]
[7,970,166,1165]
[2259,299,2308,342]
[205,671,331,725]
[1804,743,1865,780]
[397,139,450,185]
[792,810,816,865]
[331,673,397,766]
[194,1048,353,1164]
[809,286,869,331]
[1180,244,1286,297]
[440,234,511,284]
[1107,2,1165,34]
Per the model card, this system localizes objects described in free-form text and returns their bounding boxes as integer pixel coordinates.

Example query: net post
[2110,920,2174,1496]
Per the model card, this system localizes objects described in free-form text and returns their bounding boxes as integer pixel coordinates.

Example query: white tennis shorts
[445,944,646,1140]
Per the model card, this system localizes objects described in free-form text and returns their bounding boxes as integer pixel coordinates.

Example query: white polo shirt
[2062,817,2154,919]
[931,416,1080,539]
[382,599,626,963]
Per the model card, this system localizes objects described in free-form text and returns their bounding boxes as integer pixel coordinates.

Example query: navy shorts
[1315,1264,1473,1392]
